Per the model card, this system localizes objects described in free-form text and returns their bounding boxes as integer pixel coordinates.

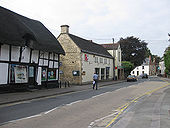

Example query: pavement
[0,80,126,105]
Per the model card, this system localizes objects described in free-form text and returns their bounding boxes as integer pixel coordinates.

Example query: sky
[0,0,170,57]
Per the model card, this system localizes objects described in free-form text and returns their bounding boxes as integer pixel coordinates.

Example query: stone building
[57,25,114,85]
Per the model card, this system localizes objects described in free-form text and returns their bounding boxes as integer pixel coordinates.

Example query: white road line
[8,114,42,123]
[66,100,82,106]
[44,107,59,114]
[92,92,111,98]
[113,111,134,128]
[88,112,118,128]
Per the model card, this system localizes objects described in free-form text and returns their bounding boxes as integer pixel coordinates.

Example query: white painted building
[159,61,165,75]
[0,6,65,89]
[58,25,114,85]
[81,52,113,83]
[131,65,149,76]
[101,43,124,80]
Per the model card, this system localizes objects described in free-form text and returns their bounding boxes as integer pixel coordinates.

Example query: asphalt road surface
[0,77,169,128]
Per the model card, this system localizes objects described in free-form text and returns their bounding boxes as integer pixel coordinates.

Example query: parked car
[142,73,148,79]
[127,75,137,82]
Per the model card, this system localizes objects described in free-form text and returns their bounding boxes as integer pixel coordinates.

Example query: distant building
[131,58,149,76]
[149,56,157,76]
[131,65,149,76]
[101,43,124,80]
[159,61,165,76]
[57,25,114,85]
[0,6,65,89]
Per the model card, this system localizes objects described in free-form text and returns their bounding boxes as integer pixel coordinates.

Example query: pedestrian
[93,72,99,90]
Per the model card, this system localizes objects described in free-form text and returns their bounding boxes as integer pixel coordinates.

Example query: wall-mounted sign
[84,54,89,61]
[72,71,80,76]
[59,62,62,67]
[59,70,63,74]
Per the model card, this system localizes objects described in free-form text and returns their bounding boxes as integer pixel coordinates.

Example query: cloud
[0,0,170,56]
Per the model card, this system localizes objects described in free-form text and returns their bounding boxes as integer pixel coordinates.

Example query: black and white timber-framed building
[0,6,65,89]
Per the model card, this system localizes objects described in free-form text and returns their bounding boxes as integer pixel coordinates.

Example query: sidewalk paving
[0,80,126,105]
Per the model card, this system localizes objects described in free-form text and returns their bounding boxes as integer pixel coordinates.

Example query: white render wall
[159,61,165,75]
[108,45,122,77]
[0,63,8,84]
[0,44,9,61]
[131,65,149,76]
[21,47,30,63]
[81,53,113,83]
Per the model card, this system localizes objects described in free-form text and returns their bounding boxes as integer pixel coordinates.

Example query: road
[0,77,169,128]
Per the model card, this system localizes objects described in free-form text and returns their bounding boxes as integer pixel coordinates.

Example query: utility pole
[112,38,115,80]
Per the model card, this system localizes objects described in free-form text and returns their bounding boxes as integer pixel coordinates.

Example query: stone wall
[58,34,82,85]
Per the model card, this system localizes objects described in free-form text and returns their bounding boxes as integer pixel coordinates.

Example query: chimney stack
[61,25,69,34]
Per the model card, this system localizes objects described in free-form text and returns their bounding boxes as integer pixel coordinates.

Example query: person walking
[93,72,99,90]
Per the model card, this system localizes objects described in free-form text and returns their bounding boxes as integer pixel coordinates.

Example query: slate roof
[0,6,65,54]
[68,34,113,58]
[101,43,120,50]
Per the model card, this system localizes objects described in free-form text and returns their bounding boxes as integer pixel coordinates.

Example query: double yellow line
[105,80,170,128]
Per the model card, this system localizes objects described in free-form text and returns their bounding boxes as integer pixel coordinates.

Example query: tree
[146,48,161,64]
[122,61,134,77]
[118,36,148,67]
[164,46,170,76]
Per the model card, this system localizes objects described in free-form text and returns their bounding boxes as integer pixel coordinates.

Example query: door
[101,68,105,80]
[28,65,36,85]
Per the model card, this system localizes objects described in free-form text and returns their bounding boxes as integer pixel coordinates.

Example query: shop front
[41,66,59,88]
[9,63,38,88]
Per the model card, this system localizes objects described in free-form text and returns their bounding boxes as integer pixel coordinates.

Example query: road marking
[113,112,134,128]
[92,92,111,99]
[0,114,42,125]
[44,107,59,114]
[0,101,32,108]
[66,100,82,106]
[105,82,170,128]
[88,112,118,128]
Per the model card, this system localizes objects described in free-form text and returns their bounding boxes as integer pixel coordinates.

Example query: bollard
[59,81,61,88]
[68,81,70,87]
[65,81,66,88]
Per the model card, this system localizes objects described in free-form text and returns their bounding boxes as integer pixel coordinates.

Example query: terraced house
[0,6,65,89]
[57,25,114,85]
[101,43,124,80]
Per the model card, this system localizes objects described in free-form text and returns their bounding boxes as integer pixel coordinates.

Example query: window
[104,59,107,64]
[100,58,103,63]
[108,59,110,65]
[95,57,98,63]
[142,66,144,69]
[106,67,110,79]
[10,64,28,83]
[133,71,134,74]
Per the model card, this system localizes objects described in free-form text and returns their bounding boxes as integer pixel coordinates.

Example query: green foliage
[164,47,170,74]
[122,61,134,77]
[118,36,148,67]
[146,48,152,57]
